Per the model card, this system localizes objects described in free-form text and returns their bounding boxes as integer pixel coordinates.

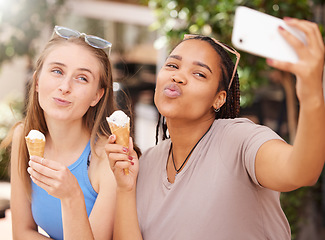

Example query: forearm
[257,18,325,191]
[61,190,94,240]
[113,189,142,240]
[13,227,53,240]
[288,93,325,186]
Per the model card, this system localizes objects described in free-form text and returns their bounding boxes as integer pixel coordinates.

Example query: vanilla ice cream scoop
[26,130,45,141]
[106,110,130,127]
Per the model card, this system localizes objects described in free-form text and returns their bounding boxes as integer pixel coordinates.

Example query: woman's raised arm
[256,18,325,192]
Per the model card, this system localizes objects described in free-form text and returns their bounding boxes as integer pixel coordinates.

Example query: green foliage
[147,0,313,107]
[281,188,309,240]
[0,0,65,64]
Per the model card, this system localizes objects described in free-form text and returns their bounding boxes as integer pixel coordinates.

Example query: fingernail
[123,147,129,153]
[28,160,32,166]
[130,161,134,165]
[284,17,292,21]
[27,167,31,174]
[278,26,285,31]
[128,155,133,160]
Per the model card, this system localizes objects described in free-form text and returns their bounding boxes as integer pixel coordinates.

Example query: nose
[171,74,186,84]
[58,76,72,94]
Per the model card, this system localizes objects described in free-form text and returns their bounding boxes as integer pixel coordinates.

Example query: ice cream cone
[25,138,45,157]
[108,122,130,175]
[108,122,130,148]
[107,110,131,175]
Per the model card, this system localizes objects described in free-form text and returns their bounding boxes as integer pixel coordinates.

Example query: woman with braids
[106,18,325,239]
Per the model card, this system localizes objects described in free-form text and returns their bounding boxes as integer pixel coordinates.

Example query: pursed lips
[163,83,182,98]
[53,97,72,106]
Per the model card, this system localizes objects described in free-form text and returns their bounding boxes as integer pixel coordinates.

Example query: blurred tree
[0,0,66,68]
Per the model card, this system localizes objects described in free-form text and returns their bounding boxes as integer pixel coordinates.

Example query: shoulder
[215,117,256,128]
[138,139,170,174]
[0,122,24,150]
[88,137,116,193]
[93,136,108,160]
[12,122,25,146]
[209,118,253,141]
[140,139,171,160]
[210,118,282,150]
[214,118,276,136]
[90,136,111,172]
[136,140,170,184]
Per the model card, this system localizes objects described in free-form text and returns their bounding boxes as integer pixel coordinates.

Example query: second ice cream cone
[108,122,130,175]
[108,122,130,148]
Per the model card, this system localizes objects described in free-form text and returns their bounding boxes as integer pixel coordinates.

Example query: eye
[52,69,63,75]
[194,72,207,78]
[165,63,178,69]
[75,75,88,82]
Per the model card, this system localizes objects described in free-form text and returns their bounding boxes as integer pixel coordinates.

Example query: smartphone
[231,6,306,63]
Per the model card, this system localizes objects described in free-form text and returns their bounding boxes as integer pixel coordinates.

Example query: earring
[214,108,220,113]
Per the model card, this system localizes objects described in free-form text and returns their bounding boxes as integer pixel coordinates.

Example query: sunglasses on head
[183,34,240,90]
[54,26,112,55]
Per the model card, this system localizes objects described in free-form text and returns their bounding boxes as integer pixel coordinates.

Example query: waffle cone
[107,121,130,175]
[108,122,130,148]
[25,138,45,157]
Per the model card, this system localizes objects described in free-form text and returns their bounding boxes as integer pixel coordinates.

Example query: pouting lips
[53,97,72,106]
[163,83,182,98]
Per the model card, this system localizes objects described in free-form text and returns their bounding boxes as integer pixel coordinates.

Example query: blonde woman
[4,26,116,239]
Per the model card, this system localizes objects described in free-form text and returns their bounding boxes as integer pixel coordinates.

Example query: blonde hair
[3,35,116,198]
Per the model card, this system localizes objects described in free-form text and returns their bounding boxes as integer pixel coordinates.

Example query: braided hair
[155,36,240,144]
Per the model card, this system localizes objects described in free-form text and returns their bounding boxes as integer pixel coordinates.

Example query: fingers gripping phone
[231,6,306,63]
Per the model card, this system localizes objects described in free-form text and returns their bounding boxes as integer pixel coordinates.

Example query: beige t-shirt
[137,118,290,240]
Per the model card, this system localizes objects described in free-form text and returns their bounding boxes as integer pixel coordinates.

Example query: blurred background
[0,0,324,239]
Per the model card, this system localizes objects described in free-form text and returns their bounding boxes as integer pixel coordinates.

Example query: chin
[158,107,181,119]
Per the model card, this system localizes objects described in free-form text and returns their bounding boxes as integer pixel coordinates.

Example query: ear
[90,88,105,107]
[33,71,39,92]
[212,90,227,110]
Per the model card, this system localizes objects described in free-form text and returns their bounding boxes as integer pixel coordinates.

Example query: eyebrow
[167,55,212,73]
[194,61,212,73]
[168,55,182,61]
[49,62,94,76]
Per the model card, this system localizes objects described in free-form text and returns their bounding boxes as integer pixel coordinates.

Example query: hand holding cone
[106,110,130,175]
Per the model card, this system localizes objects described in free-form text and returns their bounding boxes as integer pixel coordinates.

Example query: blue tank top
[31,141,98,240]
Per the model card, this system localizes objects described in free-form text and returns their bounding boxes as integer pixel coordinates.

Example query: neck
[45,118,90,157]
[167,117,214,166]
